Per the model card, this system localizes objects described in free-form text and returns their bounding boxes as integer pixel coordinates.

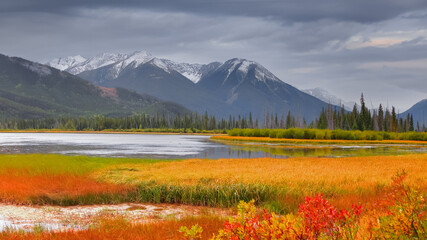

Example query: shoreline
[0,129,226,136]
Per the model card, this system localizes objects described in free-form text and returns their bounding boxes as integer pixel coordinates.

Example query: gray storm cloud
[1,0,426,111]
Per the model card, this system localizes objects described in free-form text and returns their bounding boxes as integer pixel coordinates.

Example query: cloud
[3,0,427,23]
[0,1,427,111]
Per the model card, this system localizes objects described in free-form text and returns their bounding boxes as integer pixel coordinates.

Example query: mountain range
[0,54,189,119]
[1,50,424,125]
[48,50,332,122]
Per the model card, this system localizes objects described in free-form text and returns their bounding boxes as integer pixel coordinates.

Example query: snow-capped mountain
[47,50,220,84]
[303,88,356,111]
[66,52,130,75]
[197,58,331,121]
[161,60,221,83]
[47,51,337,121]
[210,58,281,85]
[46,55,86,71]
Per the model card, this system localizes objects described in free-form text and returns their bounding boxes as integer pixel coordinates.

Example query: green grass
[0,154,162,176]
[228,128,427,141]
[134,181,279,209]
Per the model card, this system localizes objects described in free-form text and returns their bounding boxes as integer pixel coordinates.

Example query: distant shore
[0,129,226,136]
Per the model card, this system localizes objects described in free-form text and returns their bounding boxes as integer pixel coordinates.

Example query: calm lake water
[0,132,426,159]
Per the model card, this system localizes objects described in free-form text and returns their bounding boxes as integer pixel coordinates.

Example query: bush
[227,128,427,142]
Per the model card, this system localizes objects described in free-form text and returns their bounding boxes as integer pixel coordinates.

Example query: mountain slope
[51,51,338,121]
[401,99,427,127]
[197,59,331,121]
[0,54,189,119]
[79,58,235,117]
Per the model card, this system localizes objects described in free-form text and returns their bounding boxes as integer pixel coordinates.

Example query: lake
[0,132,426,159]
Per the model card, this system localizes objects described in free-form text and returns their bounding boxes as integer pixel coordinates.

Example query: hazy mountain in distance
[303,88,357,111]
[0,53,189,119]
[401,99,427,127]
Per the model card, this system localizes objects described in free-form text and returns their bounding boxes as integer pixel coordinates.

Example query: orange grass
[0,173,135,204]
[0,216,224,240]
[212,135,427,145]
[96,154,427,190]
[94,154,427,211]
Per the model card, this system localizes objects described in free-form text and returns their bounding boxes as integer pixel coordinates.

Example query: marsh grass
[227,128,427,142]
[0,154,160,205]
[134,182,278,208]
[0,154,162,176]
[95,154,427,213]
[0,154,426,213]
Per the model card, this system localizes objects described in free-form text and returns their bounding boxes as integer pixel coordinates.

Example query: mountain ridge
[1,53,190,119]
[401,99,427,127]
[51,51,335,121]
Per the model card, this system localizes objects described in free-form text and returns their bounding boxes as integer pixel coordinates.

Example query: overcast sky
[1,0,427,111]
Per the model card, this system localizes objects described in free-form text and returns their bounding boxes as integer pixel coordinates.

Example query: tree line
[0,94,424,132]
[312,94,423,132]
[0,112,256,131]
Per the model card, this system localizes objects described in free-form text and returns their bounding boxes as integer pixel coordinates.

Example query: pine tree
[409,114,414,131]
[378,104,384,131]
[391,107,397,132]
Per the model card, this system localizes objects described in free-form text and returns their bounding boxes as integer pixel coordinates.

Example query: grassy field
[93,154,427,213]
[0,153,425,211]
[0,151,425,238]
[0,154,161,205]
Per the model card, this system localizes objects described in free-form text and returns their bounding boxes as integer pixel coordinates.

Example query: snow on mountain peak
[109,51,154,78]
[221,58,280,83]
[149,58,171,73]
[161,59,206,83]
[66,52,128,75]
[47,51,281,85]
[46,55,86,71]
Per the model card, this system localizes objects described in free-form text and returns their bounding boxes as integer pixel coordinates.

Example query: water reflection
[0,132,426,159]
[218,141,427,158]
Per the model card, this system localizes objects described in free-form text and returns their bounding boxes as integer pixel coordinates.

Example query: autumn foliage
[210,172,426,240]
[0,173,134,205]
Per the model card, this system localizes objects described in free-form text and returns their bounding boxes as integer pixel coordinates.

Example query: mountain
[303,88,357,111]
[73,52,237,117]
[401,99,427,127]
[46,50,219,83]
[197,58,331,121]
[0,54,189,119]
[49,51,337,121]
